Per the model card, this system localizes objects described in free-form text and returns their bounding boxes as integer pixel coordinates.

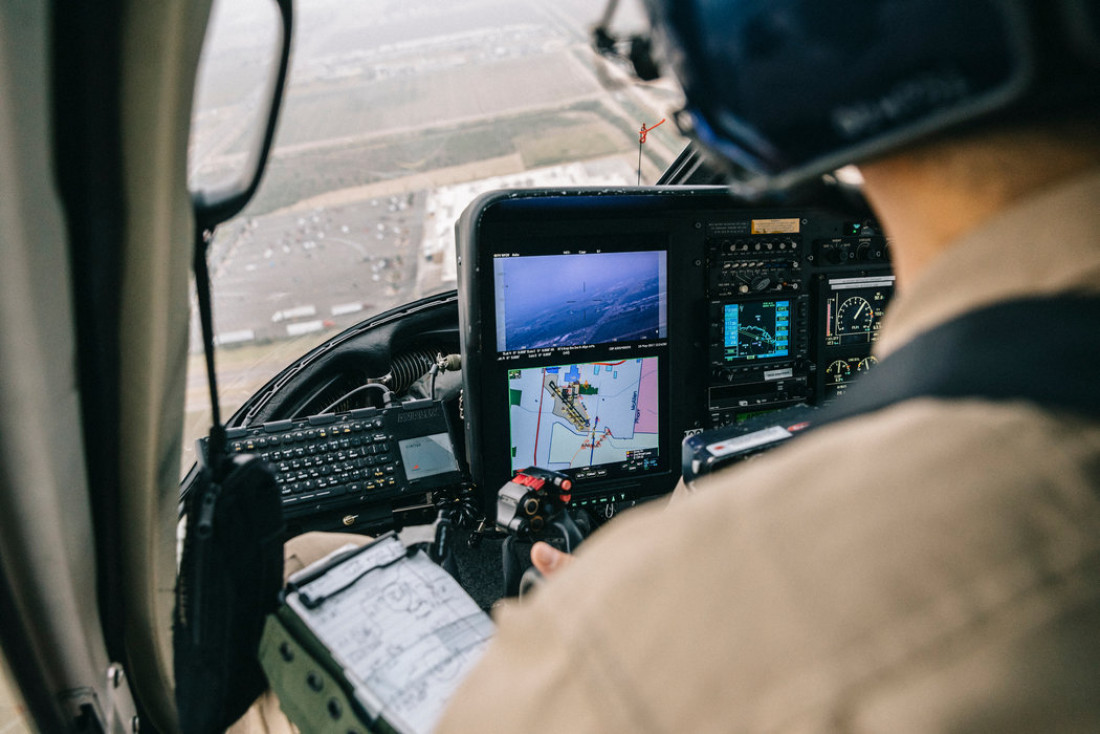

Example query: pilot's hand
[530,541,573,578]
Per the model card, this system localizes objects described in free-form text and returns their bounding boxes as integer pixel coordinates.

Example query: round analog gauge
[857,355,878,372]
[826,359,852,385]
[836,296,874,335]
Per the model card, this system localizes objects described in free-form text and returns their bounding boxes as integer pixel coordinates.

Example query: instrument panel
[457,187,894,512]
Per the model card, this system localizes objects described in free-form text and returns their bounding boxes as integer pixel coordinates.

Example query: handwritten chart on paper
[286,536,494,734]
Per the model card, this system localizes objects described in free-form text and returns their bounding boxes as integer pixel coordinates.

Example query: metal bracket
[105,663,139,733]
[63,663,139,732]
[60,686,104,733]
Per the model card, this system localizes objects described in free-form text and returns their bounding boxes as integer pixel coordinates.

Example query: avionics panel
[457,188,892,512]
[461,217,677,511]
[815,275,895,400]
[707,294,811,415]
[494,241,669,486]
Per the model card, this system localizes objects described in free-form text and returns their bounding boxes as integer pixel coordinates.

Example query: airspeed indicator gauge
[823,278,894,348]
[836,296,873,336]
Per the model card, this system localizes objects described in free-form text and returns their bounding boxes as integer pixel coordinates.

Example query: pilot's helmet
[640,0,1100,192]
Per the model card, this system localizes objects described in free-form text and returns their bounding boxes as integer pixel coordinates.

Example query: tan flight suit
[435,171,1100,732]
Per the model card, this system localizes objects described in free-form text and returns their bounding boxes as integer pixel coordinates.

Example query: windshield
[183,0,686,471]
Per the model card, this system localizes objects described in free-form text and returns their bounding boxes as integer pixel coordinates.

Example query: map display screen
[722,300,791,362]
[507,357,659,474]
[493,251,667,353]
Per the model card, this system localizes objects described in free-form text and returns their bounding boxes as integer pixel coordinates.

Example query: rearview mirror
[189,0,292,230]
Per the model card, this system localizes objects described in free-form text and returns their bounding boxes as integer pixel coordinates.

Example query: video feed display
[493,251,667,353]
[722,300,791,362]
[507,357,660,473]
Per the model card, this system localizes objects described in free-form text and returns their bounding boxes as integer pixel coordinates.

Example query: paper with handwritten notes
[286,535,494,734]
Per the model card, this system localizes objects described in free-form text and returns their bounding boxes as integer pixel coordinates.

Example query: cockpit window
[182,0,686,471]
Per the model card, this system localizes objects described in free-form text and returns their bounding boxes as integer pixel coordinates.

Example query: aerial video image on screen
[494,251,667,352]
[508,358,659,472]
[723,300,791,362]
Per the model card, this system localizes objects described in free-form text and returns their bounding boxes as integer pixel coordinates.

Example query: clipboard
[259,533,494,734]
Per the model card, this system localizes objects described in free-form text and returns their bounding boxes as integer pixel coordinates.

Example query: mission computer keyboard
[218,399,464,519]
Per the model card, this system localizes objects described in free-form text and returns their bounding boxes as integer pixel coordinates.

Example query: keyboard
[220,400,463,519]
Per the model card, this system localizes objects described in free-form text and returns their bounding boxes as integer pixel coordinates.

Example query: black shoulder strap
[815,295,1100,430]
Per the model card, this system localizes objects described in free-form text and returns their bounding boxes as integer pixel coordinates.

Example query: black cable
[595,0,620,37]
[428,364,440,401]
[319,382,393,414]
[431,353,461,400]
[433,489,481,527]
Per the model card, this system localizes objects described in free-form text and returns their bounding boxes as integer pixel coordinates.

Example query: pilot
[435,1,1100,731]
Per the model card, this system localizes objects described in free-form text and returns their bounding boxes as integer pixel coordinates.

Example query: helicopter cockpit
[7,0,1099,730]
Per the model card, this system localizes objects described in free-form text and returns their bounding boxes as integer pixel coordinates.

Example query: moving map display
[493,251,667,352]
[508,357,659,473]
[722,300,791,362]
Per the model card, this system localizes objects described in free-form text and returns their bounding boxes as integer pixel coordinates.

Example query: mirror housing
[191,0,292,230]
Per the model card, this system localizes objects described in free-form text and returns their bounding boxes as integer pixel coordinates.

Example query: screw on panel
[108,664,124,688]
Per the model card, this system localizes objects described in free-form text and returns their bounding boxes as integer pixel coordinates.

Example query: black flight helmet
[641,0,1100,193]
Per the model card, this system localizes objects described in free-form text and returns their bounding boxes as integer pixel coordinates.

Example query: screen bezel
[469,228,673,497]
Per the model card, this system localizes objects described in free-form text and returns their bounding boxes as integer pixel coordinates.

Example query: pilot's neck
[859,119,1100,292]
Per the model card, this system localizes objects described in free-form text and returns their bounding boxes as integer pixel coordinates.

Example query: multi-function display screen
[477,245,670,489]
[722,300,791,362]
[507,357,660,474]
[397,433,461,481]
[492,251,667,353]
